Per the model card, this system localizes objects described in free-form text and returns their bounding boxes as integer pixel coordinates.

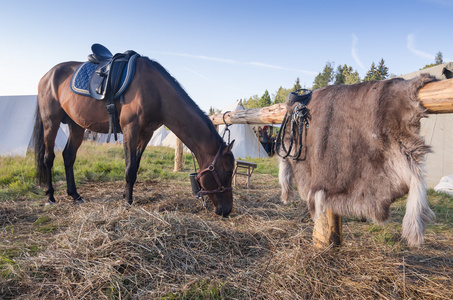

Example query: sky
[1,0,453,112]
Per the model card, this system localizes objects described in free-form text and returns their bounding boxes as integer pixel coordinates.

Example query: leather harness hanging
[275,89,312,160]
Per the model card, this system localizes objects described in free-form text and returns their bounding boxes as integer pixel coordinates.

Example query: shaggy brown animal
[279,75,435,246]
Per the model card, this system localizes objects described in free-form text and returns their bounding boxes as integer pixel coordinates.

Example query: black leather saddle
[87,43,138,100]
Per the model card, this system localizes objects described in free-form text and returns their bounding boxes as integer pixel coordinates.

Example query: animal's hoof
[45,200,56,206]
[74,196,84,204]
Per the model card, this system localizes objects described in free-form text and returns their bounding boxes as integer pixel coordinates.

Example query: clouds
[351,34,366,71]
[406,33,435,60]
[159,51,316,75]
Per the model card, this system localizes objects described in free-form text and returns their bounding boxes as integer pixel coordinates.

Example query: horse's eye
[226,171,233,177]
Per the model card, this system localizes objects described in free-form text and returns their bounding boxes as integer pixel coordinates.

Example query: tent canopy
[0,95,68,156]
[148,125,169,146]
[219,100,268,159]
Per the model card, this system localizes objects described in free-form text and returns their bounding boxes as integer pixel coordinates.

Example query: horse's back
[39,61,82,98]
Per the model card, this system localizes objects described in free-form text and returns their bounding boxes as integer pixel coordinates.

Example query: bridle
[195,144,233,196]
[275,89,312,160]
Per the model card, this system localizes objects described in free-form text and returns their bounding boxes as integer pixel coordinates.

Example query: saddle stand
[87,44,139,142]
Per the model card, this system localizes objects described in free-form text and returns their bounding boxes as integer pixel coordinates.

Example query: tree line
[208,51,445,113]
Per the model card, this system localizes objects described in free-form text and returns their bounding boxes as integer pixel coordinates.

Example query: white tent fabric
[161,131,191,152]
[400,63,453,188]
[434,175,453,196]
[219,100,268,159]
[148,125,169,146]
[0,95,68,156]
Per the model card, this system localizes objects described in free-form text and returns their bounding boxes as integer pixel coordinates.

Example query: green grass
[0,143,197,201]
[0,142,282,201]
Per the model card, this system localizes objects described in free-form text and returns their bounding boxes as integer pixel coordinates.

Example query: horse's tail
[402,169,435,246]
[278,157,294,204]
[33,98,47,185]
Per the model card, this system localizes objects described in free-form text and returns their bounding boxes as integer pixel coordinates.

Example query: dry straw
[1,175,452,299]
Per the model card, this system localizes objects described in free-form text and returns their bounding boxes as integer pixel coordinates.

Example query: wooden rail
[209,78,453,125]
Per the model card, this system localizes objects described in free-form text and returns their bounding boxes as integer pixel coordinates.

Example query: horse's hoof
[74,196,84,204]
[45,200,56,206]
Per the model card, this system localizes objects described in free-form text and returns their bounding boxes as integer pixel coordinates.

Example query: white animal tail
[402,170,435,246]
[278,158,294,204]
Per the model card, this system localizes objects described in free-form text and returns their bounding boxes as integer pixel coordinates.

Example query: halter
[195,144,233,196]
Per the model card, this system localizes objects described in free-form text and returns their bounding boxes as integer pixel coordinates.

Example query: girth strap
[104,53,135,142]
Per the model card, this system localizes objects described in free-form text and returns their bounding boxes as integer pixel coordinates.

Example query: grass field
[0,143,452,299]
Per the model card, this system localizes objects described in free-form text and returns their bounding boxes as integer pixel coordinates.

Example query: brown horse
[33,57,235,217]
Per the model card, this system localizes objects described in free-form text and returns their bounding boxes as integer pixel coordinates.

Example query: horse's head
[197,141,235,217]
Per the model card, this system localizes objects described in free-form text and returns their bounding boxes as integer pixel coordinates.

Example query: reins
[275,89,312,160]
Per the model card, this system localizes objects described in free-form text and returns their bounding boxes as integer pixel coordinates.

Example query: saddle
[87,44,138,101]
[70,44,140,141]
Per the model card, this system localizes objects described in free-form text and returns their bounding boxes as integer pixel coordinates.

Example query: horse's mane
[146,58,224,145]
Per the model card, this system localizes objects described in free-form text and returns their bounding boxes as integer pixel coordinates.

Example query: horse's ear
[225,140,235,153]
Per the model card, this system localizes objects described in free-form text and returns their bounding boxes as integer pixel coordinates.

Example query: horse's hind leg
[63,121,85,203]
[42,117,62,204]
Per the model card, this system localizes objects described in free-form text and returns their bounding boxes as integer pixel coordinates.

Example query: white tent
[161,131,191,152]
[400,62,453,187]
[0,95,68,156]
[219,100,268,159]
[148,125,169,146]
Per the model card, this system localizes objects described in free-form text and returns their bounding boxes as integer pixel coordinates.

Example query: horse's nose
[215,206,232,217]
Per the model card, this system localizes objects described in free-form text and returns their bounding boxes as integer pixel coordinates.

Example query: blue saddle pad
[70,54,138,99]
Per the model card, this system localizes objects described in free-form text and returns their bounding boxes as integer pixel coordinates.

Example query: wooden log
[210,103,287,125]
[418,78,453,113]
[209,78,453,125]
[312,209,342,249]
[174,137,184,172]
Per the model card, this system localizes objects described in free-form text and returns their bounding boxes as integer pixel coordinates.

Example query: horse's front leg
[63,123,85,203]
[122,124,141,205]
[122,125,151,205]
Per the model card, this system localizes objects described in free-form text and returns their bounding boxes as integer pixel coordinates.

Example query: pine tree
[435,51,443,65]
[243,95,260,109]
[377,58,389,80]
[335,64,361,85]
[344,69,361,84]
[273,86,291,104]
[335,65,346,85]
[364,62,380,81]
[312,62,334,89]
[293,77,302,91]
[259,90,272,107]
[422,51,444,69]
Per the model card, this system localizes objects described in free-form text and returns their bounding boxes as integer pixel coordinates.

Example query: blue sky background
[1,0,452,112]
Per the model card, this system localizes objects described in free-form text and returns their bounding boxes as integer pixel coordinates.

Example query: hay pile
[1,174,452,299]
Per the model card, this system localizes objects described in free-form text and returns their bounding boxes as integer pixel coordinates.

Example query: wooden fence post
[313,209,342,248]
[174,137,184,172]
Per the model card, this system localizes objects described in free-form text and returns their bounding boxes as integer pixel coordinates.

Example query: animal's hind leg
[42,118,61,204]
[63,122,85,203]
